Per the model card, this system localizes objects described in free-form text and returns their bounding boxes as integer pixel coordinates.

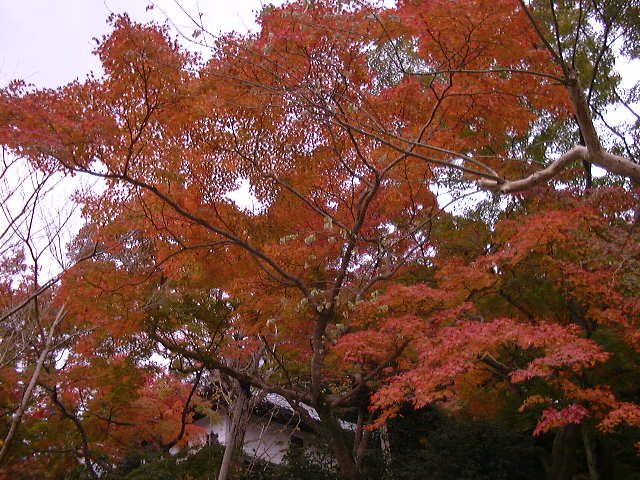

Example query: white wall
[193,412,317,465]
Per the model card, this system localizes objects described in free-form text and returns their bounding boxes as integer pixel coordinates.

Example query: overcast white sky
[0,1,275,88]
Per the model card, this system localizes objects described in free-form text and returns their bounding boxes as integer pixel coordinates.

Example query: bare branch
[0,305,65,465]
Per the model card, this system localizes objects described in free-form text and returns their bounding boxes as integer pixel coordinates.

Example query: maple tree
[0,0,639,478]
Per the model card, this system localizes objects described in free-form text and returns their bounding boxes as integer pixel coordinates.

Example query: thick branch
[478,146,586,193]
[479,146,640,193]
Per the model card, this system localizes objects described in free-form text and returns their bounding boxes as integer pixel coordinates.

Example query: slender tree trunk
[218,381,252,480]
[353,406,371,471]
[580,428,615,479]
[549,424,580,480]
[380,422,393,479]
[0,305,64,465]
[632,180,640,225]
[354,428,370,471]
[216,346,265,480]
[597,437,615,479]
[582,427,599,480]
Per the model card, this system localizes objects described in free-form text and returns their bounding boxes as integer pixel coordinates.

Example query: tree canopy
[0,1,639,479]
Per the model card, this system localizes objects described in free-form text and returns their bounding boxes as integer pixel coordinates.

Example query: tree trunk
[548,424,580,480]
[580,428,615,480]
[596,436,614,480]
[353,406,371,471]
[315,405,362,480]
[380,422,393,479]
[329,433,361,480]
[633,180,640,225]
[582,427,598,480]
[218,381,252,480]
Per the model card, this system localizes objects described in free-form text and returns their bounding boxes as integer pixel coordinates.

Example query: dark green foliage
[388,407,544,480]
[604,427,640,480]
[249,444,340,480]
[111,442,342,480]
[112,444,225,480]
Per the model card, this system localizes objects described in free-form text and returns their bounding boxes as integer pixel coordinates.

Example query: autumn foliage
[1,0,639,478]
